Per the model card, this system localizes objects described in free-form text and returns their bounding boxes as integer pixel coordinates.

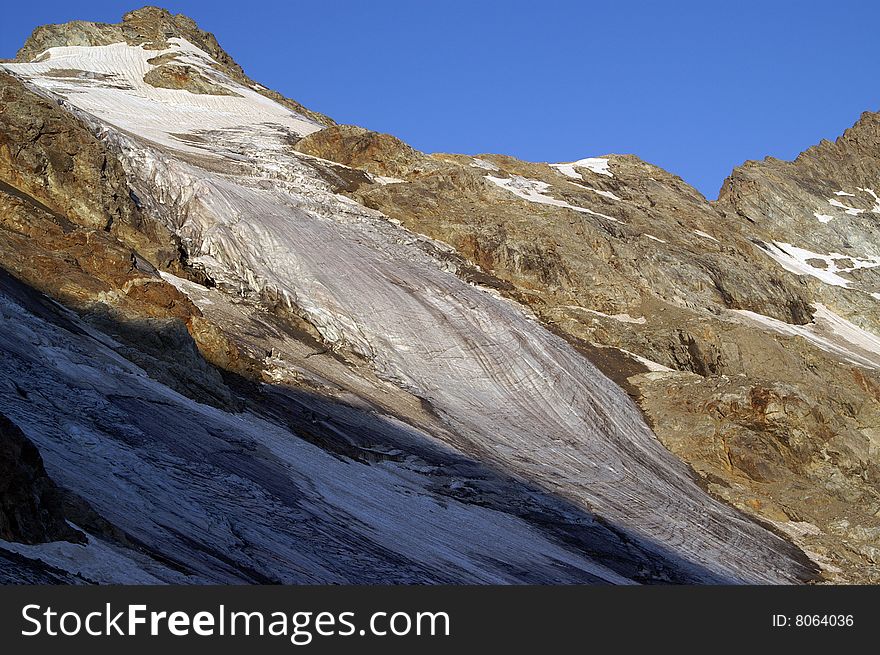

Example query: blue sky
[3,1,879,198]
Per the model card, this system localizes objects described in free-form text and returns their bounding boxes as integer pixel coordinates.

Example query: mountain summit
[0,7,878,584]
[15,6,334,126]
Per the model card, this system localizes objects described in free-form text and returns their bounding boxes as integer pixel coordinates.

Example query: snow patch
[373,175,405,185]
[731,304,880,370]
[566,306,646,324]
[828,198,865,215]
[857,187,880,213]
[551,157,613,179]
[486,175,623,222]
[591,188,620,200]
[470,158,499,171]
[574,185,621,201]
[694,230,719,243]
[758,241,880,288]
[621,349,673,372]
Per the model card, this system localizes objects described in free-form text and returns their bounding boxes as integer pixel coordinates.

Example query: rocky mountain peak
[716,107,880,333]
[14,5,334,126]
[18,6,216,61]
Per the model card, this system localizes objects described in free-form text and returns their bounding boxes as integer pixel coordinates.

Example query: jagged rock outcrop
[346,149,814,323]
[0,412,83,545]
[717,110,880,326]
[143,62,240,96]
[295,125,440,179]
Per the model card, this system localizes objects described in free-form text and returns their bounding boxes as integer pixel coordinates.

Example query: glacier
[0,38,817,583]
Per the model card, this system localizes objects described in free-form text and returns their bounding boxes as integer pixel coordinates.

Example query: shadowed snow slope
[1,36,815,583]
[0,277,639,584]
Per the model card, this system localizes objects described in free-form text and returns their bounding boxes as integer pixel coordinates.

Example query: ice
[0,529,180,584]
[814,212,834,223]
[0,291,633,584]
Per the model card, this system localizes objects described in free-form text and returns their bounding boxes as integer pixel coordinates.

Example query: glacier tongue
[3,40,811,582]
[0,281,635,584]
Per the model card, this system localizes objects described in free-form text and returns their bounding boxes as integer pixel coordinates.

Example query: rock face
[717,111,880,320]
[143,62,240,96]
[0,412,83,545]
[0,6,877,584]
[295,125,440,179]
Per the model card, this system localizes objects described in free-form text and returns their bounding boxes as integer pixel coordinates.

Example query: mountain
[0,6,876,583]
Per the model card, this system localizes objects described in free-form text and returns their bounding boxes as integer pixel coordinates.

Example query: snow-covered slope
[0,277,634,583]
[5,39,321,152]
[1,38,814,582]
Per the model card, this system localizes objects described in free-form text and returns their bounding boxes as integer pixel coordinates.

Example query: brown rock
[295,124,440,179]
[143,63,241,96]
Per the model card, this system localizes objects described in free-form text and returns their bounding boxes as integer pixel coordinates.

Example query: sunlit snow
[2,39,322,155]
[758,241,880,288]
[551,157,613,179]
[694,230,719,243]
[828,198,865,215]
[486,175,623,222]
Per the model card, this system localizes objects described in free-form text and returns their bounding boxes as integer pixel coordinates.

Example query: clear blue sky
[3,1,879,198]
